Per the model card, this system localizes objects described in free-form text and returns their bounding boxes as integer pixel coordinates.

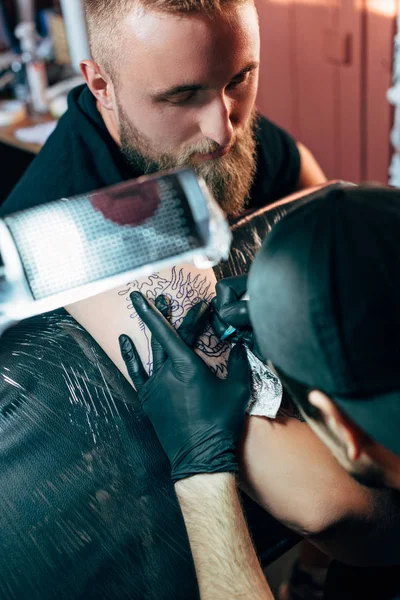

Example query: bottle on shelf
[14,21,48,115]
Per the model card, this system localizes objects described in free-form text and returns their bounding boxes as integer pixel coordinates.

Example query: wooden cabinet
[256,0,398,184]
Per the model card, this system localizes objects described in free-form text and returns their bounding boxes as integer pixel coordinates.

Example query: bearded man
[0,0,325,217]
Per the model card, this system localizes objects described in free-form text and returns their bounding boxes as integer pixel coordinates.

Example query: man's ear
[308,390,364,461]
[80,60,114,110]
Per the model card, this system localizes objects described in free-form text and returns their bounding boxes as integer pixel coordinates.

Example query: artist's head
[81,0,260,216]
[248,185,400,490]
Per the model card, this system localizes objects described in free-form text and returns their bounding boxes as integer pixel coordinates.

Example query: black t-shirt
[0,85,301,216]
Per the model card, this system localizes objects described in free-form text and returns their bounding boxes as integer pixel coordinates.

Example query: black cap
[248,186,400,456]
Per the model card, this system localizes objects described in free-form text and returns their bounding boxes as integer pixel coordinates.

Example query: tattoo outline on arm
[118,267,231,377]
[118,266,302,421]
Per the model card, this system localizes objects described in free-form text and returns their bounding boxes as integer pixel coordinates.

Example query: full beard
[118,105,258,217]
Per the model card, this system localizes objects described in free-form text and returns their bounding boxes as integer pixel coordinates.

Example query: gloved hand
[211,275,259,353]
[119,292,251,483]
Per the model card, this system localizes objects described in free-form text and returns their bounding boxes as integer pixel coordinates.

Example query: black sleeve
[249,115,301,209]
[0,148,74,217]
[0,120,77,217]
[0,85,128,217]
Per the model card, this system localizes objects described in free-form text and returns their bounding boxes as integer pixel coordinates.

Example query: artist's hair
[85,0,250,75]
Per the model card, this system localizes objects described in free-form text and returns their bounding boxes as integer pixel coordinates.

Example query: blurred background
[256,0,399,186]
[0,0,399,193]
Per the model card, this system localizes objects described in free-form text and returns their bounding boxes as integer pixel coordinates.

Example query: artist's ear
[308,390,364,461]
[80,60,114,110]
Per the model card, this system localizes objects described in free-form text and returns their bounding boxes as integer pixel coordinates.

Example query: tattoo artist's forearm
[175,473,274,600]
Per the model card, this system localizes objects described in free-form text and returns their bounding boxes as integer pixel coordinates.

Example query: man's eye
[167,91,197,105]
[228,72,251,89]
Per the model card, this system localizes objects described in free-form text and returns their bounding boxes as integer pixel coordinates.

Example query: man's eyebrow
[233,62,260,79]
[152,83,206,101]
[151,62,260,101]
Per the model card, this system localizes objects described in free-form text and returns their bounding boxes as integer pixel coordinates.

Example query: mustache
[118,104,258,216]
[178,117,256,165]
[177,138,234,164]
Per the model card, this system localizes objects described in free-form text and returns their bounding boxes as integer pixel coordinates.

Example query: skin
[81,3,267,216]
[81,5,260,161]
[175,473,274,600]
[81,3,326,215]
[307,390,400,490]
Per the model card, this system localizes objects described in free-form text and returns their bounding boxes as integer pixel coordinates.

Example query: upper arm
[255,117,302,203]
[65,266,276,416]
[65,264,230,385]
[296,142,327,190]
[238,414,364,537]
[238,414,400,564]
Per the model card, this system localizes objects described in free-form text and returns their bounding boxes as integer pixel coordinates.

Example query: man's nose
[199,94,234,149]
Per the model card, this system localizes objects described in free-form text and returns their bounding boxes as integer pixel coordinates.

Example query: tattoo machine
[0,168,232,336]
[220,293,250,341]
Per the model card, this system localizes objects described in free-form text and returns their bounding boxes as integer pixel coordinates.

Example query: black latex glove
[211,275,258,351]
[148,294,211,373]
[119,292,251,483]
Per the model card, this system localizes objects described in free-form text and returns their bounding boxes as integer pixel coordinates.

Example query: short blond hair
[85,0,250,75]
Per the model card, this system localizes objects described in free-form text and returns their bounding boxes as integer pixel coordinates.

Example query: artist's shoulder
[254,112,296,145]
[253,112,300,193]
[254,112,274,132]
[0,92,104,216]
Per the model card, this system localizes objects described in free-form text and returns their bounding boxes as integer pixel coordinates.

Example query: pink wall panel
[291,0,339,178]
[255,0,396,184]
[365,0,398,183]
[338,1,363,182]
[256,1,296,136]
